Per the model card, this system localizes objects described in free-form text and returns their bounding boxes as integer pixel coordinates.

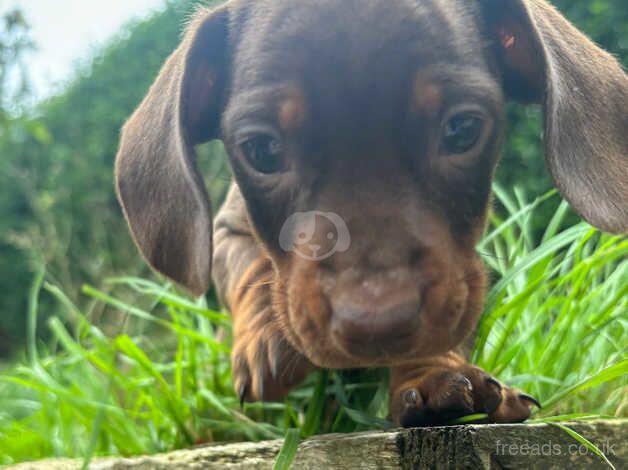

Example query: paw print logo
[279,211,351,261]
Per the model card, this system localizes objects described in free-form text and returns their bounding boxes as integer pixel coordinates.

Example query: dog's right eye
[240,135,284,174]
[440,112,485,155]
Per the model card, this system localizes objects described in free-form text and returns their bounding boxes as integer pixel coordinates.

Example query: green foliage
[0,8,37,355]
[0,191,625,466]
[0,1,229,355]
[0,8,33,117]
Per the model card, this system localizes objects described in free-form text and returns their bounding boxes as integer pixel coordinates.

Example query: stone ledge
[8,420,626,470]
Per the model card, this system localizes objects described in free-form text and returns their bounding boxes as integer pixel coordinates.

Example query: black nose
[331,300,420,357]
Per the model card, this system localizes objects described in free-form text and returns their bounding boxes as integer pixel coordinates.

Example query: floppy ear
[115,5,230,296]
[482,0,628,233]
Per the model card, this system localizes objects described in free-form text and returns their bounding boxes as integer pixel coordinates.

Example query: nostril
[408,248,424,268]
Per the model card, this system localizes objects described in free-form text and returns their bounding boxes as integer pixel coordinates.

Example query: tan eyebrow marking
[412,73,442,115]
[278,84,307,131]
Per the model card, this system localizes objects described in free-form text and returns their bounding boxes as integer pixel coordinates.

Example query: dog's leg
[213,184,313,403]
[389,351,540,427]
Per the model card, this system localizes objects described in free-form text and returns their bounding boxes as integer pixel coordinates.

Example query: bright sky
[3,0,166,100]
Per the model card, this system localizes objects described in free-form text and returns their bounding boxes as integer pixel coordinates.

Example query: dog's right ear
[115,4,231,296]
[482,0,628,233]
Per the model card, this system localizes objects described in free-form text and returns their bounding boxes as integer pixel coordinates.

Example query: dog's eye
[240,135,283,174]
[441,113,484,155]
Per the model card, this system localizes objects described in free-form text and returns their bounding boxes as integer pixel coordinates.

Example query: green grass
[0,188,626,467]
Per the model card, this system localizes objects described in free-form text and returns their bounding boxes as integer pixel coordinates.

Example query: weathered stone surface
[8,420,626,470]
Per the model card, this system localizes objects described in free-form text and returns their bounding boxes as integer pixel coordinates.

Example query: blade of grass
[27,268,45,366]
[273,428,300,470]
[301,370,328,438]
[81,365,116,470]
[82,285,229,352]
[550,423,616,470]
[331,373,394,430]
[114,335,194,445]
[105,277,230,325]
[542,360,628,410]
[484,224,591,313]
[446,413,489,425]
[541,200,570,243]
[527,414,609,423]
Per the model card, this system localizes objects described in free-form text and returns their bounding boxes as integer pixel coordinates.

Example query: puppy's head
[116,0,628,368]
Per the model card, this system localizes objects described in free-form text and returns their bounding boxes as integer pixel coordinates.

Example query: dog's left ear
[115,5,231,296]
[482,0,628,233]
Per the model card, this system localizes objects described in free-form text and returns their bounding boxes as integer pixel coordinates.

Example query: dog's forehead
[230,0,487,92]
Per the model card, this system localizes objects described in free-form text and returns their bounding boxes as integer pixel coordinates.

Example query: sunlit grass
[0,188,626,466]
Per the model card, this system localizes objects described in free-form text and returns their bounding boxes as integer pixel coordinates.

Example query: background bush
[0,0,229,355]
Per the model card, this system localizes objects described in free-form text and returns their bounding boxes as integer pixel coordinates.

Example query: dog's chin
[290,321,469,369]
[340,330,465,368]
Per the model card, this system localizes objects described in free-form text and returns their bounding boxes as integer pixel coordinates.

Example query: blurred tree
[0,0,228,357]
[0,8,33,120]
[0,8,36,356]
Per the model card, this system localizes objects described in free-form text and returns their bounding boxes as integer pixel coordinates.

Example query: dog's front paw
[390,364,540,427]
[232,310,311,405]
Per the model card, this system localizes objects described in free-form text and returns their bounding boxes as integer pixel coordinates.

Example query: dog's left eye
[240,135,284,174]
[440,113,484,155]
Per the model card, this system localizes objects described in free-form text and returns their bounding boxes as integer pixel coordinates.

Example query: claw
[239,383,248,409]
[486,376,502,389]
[519,393,542,409]
[268,345,279,380]
[459,376,473,392]
[404,389,419,406]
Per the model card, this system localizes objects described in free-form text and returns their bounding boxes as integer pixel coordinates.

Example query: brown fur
[412,75,443,115]
[115,0,627,426]
[277,84,307,131]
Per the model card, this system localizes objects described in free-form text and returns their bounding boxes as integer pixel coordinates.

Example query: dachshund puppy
[115,0,627,426]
